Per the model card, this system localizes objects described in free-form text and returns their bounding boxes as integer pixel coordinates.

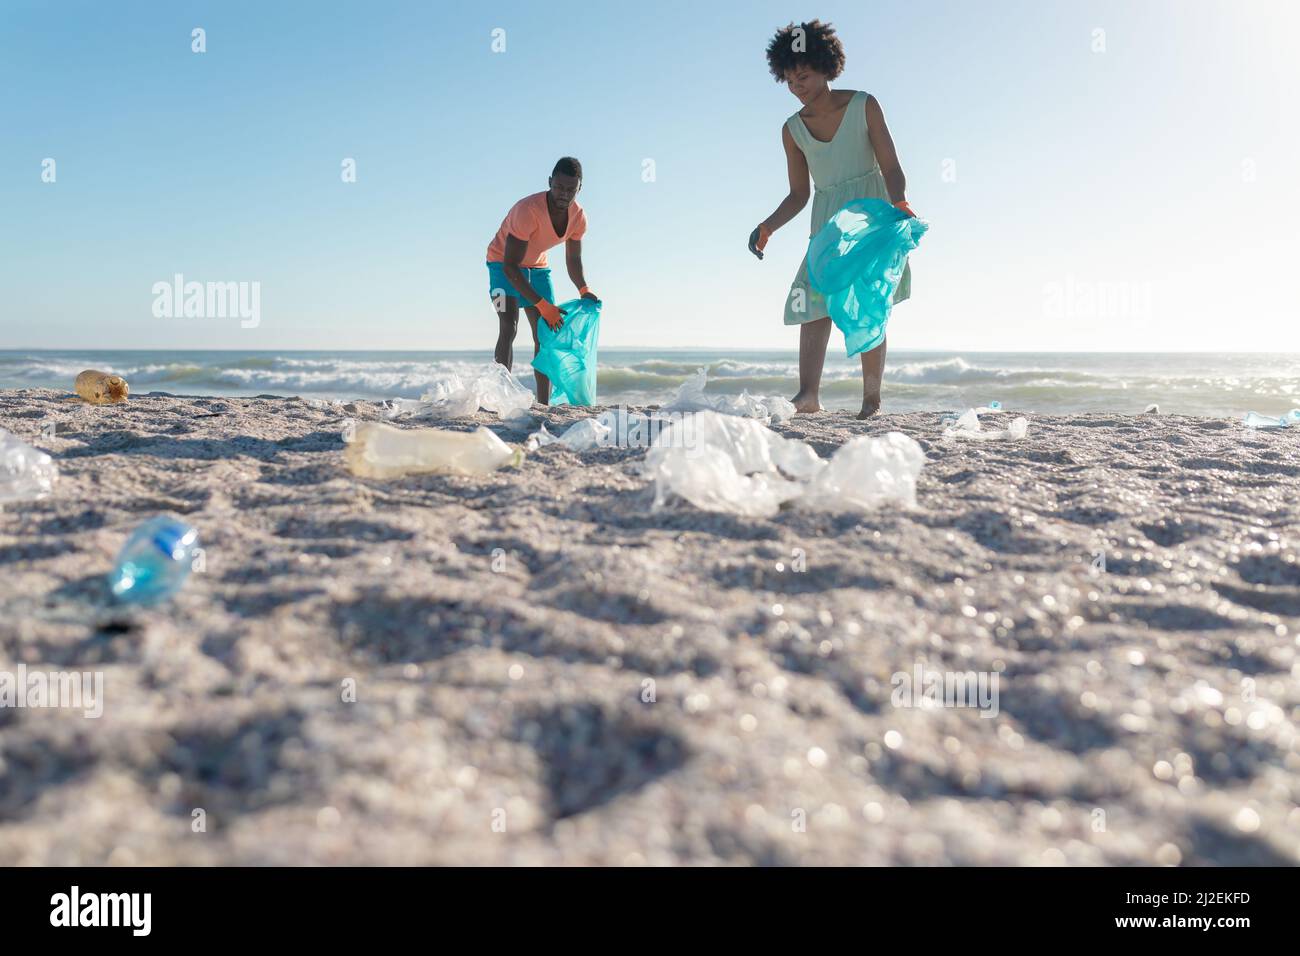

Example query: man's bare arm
[502,234,545,308]
[565,239,589,294]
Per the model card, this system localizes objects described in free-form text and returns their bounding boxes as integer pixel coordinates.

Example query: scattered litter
[75,369,129,404]
[1243,411,1291,429]
[0,429,58,504]
[524,409,654,452]
[807,198,929,356]
[109,514,200,605]
[525,424,558,451]
[533,298,602,406]
[553,415,611,451]
[943,408,1029,441]
[1144,404,1160,415]
[387,363,533,420]
[345,422,523,477]
[530,406,782,454]
[502,406,534,428]
[644,410,923,517]
[662,368,797,423]
[799,432,927,513]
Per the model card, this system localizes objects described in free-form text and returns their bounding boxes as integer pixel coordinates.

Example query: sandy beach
[2,386,1298,866]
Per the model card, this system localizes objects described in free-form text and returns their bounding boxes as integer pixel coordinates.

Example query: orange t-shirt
[486,192,587,269]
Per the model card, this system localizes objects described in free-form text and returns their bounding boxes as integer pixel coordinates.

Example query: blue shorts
[487,261,554,312]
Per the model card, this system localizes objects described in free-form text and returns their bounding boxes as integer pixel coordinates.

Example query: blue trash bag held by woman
[807,198,929,357]
[532,298,601,406]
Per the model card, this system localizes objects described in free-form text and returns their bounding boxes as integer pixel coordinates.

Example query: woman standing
[749,20,916,418]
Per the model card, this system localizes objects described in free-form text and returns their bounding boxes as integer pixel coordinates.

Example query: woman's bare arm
[761,124,812,233]
[750,125,812,258]
[866,94,907,204]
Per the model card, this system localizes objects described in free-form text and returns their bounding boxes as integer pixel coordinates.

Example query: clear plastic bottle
[0,429,58,504]
[109,514,200,604]
[75,369,129,404]
[345,423,523,478]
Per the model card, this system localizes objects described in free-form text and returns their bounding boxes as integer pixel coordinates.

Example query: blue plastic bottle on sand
[109,514,200,604]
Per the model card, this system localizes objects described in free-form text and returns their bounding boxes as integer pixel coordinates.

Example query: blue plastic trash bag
[532,297,601,406]
[807,198,928,357]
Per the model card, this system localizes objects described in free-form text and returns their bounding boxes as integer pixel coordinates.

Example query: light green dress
[783,90,911,326]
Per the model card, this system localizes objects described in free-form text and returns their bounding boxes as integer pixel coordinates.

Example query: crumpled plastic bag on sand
[387,363,533,420]
[942,407,1029,441]
[526,417,611,452]
[526,408,675,452]
[0,428,58,504]
[662,368,796,423]
[644,410,925,517]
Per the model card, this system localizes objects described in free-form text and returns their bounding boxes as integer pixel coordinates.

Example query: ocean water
[2,350,1298,418]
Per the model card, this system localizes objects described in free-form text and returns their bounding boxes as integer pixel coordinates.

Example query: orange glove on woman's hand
[893,200,917,218]
[535,299,566,330]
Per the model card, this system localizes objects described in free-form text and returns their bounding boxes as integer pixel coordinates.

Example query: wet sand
[1,387,1298,865]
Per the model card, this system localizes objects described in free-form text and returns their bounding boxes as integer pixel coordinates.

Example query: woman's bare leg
[792,316,832,413]
[494,297,520,369]
[857,335,887,419]
[524,308,551,405]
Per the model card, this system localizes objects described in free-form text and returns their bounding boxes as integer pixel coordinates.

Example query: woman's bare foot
[857,338,887,419]
[792,391,823,414]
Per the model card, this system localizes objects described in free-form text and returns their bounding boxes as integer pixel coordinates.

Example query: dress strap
[849,90,867,136]
[785,112,812,151]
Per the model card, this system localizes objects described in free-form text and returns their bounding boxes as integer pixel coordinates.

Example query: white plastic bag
[800,432,926,512]
[525,424,558,451]
[942,408,1029,441]
[387,364,532,420]
[557,416,612,450]
[644,410,923,517]
[533,409,682,452]
[0,429,59,504]
[662,368,797,423]
[472,363,534,417]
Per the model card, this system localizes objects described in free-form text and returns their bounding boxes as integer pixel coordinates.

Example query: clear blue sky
[2,0,1297,351]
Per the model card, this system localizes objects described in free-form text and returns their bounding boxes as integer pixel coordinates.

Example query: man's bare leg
[525,308,551,405]
[858,335,887,419]
[792,316,832,413]
[494,297,520,369]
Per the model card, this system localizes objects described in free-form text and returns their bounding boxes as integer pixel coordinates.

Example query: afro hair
[765,20,845,82]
